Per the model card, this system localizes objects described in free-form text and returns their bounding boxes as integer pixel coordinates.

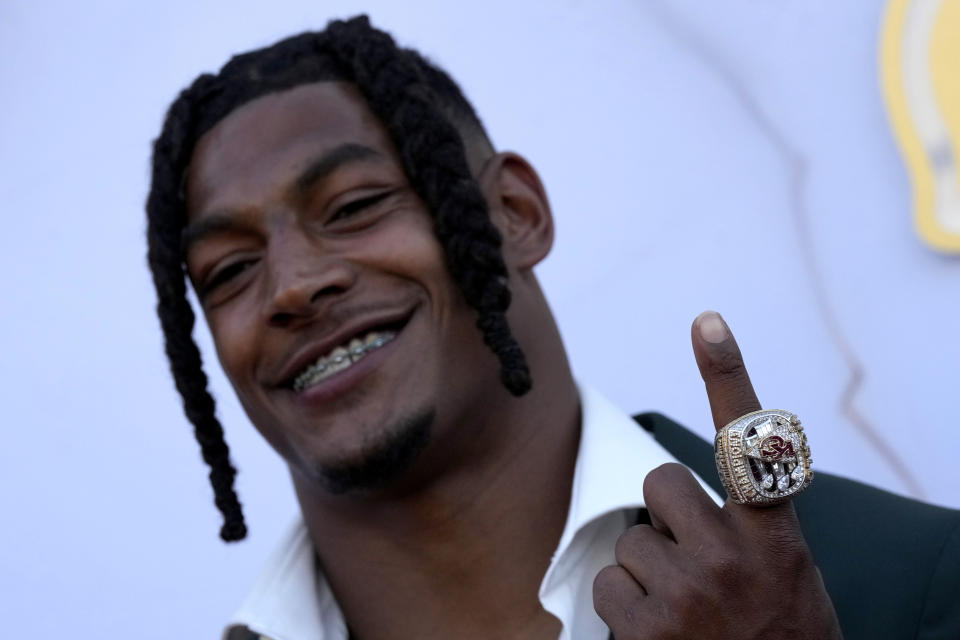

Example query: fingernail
[697,311,729,344]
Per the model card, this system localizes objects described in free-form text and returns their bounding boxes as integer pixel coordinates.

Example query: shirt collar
[224,522,345,640]
[535,385,722,639]
[556,383,722,552]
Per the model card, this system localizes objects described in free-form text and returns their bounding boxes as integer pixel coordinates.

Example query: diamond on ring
[714,409,813,506]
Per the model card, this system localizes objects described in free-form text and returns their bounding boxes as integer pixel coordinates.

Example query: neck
[292,324,580,640]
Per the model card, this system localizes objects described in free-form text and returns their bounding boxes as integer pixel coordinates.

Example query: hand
[593,311,842,639]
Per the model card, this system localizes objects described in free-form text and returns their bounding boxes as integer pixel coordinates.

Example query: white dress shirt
[223,385,722,640]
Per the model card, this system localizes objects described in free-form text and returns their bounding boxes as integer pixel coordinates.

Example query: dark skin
[185,82,841,639]
[594,312,841,639]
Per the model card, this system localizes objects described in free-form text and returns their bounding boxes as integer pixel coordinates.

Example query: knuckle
[618,604,642,639]
[746,517,811,571]
[648,598,680,637]
[707,347,746,379]
[644,463,703,515]
[592,566,628,621]
[643,462,688,495]
[614,524,651,565]
[702,548,745,585]
[593,565,648,638]
[592,564,620,601]
[769,540,811,573]
[613,532,633,566]
[660,576,689,607]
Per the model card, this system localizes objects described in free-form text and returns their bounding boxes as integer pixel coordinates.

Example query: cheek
[205,299,263,389]
[206,303,300,459]
[359,210,462,311]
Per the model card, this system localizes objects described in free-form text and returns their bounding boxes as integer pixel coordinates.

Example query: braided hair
[146,16,532,542]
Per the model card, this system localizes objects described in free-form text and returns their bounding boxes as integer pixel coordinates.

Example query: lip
[269,305,416,389]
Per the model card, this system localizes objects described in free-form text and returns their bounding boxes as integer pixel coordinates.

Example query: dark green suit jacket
[636,412,960,640]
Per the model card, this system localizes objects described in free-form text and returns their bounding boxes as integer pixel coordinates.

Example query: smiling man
[146,16,960,640]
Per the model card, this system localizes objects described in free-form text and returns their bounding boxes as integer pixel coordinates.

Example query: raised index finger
[691,311,761,431]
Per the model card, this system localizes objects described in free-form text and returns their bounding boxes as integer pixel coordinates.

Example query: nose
[264,234,356,329]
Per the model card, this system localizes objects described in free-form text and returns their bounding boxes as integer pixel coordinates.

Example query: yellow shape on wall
[882,0,960,253]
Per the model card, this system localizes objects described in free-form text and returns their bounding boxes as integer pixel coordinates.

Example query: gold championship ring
[715,409,813,506]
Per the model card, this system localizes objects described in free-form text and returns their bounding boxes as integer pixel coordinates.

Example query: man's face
[183,82,501,492]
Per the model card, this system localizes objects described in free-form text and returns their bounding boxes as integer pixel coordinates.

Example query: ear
[476,152,554,271]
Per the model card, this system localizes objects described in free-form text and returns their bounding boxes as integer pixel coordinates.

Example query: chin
[305,406,436,496]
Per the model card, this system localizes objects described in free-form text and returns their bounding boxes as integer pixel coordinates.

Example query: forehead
[185,82,396,216]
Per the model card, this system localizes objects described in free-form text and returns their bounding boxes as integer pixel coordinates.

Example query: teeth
[330,346,349,365]
[292,330,397,392]
[348,338,363,358]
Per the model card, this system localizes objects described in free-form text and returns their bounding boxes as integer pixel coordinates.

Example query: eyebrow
[181,143,385,256]
[181,213,247,257]
[292,142,384,197]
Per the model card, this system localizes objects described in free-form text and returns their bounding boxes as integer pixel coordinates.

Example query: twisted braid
[147,76,247,542]
[322,18,531,394]
[146,16,531,542]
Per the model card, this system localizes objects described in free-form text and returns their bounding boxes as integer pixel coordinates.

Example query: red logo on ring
[758,435,796,461]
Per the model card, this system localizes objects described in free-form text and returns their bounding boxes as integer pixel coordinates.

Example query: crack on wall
[644,0,923,497]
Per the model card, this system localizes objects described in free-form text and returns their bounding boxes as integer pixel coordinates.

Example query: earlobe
[477,152,555,271]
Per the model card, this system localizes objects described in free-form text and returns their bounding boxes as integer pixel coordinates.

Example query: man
[146,16,960,640]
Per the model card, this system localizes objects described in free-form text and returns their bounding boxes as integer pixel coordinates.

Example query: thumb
[691,311,761,431]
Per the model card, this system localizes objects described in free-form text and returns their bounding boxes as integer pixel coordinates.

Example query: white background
[2,0,958,637]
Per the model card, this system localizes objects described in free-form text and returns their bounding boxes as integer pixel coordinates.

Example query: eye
[201,259,257,298]
[329,191,392,223]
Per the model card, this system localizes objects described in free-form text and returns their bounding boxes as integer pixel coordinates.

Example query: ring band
[715,409,813,506]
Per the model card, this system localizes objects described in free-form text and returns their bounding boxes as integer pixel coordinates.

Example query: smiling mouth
[291,328,399,393]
